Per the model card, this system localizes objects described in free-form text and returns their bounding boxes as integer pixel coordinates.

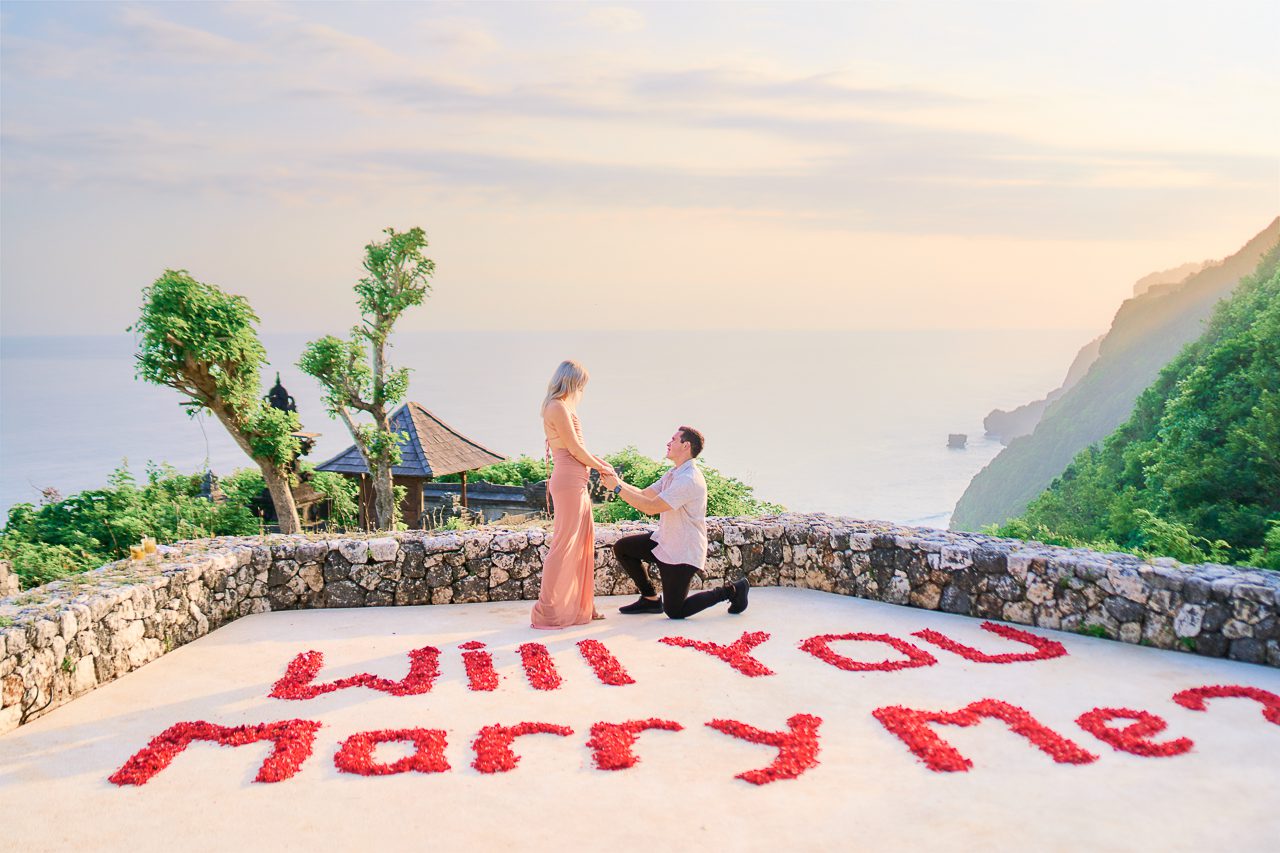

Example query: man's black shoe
[619,596,663,615]
[727,579,750,614]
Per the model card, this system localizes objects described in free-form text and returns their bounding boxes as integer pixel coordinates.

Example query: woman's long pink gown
[530,414,596,628]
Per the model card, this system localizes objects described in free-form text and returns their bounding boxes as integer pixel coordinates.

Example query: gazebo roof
[314,402,506,478]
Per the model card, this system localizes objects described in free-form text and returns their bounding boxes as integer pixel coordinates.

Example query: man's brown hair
[678,425,705,458]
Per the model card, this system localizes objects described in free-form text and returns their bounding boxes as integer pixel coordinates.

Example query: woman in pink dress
[531,360,613,629]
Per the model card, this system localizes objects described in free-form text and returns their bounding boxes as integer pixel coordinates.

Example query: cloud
[415,17,500,58]
[580,6,645,34]
[117,5,260,64]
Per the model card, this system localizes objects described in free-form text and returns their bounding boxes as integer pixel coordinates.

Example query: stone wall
[2,514,1278,734]
[0,560,19,599]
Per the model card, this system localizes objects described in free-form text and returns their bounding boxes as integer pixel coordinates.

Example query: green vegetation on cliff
[992,246,1280,569]
[953,217,1280,531]
[0,463,263,589]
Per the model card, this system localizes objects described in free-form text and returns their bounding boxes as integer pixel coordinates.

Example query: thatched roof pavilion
[315,402,506,528]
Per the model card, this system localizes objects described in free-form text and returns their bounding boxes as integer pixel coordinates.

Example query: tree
[130,270,304,532]
[298,227,435,530]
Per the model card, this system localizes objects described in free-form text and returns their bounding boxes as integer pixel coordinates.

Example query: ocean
[0,330,1091,528]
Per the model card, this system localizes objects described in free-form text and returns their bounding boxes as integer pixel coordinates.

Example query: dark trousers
[613,532,728,620]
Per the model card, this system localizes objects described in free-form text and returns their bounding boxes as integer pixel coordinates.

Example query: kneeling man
[602,426,749,618]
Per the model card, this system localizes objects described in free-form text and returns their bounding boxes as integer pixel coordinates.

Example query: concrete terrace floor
[2,588,1278,853]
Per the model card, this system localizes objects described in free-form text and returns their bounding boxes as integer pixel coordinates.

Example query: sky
[1,0,1278,335]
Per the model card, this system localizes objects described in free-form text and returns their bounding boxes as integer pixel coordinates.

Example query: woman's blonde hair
[542,359,589,412]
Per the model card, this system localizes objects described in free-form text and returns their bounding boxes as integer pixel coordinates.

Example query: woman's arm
[544,402,608,470]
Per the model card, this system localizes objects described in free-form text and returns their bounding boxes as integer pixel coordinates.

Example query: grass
[1077,623,1109,639]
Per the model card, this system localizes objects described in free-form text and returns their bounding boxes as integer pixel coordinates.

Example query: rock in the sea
[947,433,967,449]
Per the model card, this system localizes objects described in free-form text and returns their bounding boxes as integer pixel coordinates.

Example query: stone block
[989,575,1023,602]
[295,541,328,562]
[396,578,431,606]
[368,537,398,562]
[462,534,494,561]
[909,583,941,610]
[1182,576,1211,604]
[298,563,324,593]
[337,539,370,564]
[884,575,910,605]
[1173,604,1204,638]
[323,581,364,609]
[974,594,1005,619]
[1228,638,1265,664]
[1002,601,1033,625]
[1195,633,1228,657]
[1034,606,1062,630]
[973,548,1007,574]
[0,699,24,735]
[353,563,381,591]
[323,553,352,583]
[454,575,488,604]
[939,585,970,615]
[71,656,97,695]
[268,560,298,587]
[1222,619,1253,640]
[1142,615,1174,648]
[1231,597,1264,623]
[1103,594,1146,623]
[1106,567,1148,604]
[1201,602,1229,633]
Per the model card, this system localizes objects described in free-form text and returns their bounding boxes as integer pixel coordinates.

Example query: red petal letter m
[872,699,1097,773]
[110,719,321,786]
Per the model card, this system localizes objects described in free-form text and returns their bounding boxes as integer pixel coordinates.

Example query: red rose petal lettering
[659,631,775,677]
[912,622,1067,664]
[518,643,562,691]
[871,699,1098,773]
[577,639,635,686]
[334,728,450,776]
[461,641,500,692]
[705,713,822,785]
[109,719,321,786]
[1172,684,1280,725]
[269,647,441,700]
[1075,708,1193,757]
[587,719,684,771]
[471,723,574,774]
[799,632,936,672]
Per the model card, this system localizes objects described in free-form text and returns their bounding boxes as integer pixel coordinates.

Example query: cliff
[953,216,1280,531]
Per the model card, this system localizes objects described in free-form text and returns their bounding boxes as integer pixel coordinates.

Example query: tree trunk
[262,466,302,534]
[370,460,396,530]
[205,400,302,534]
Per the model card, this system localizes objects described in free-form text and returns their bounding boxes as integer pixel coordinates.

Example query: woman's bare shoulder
[542,398,571,422]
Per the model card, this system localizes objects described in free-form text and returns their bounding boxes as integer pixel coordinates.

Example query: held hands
[601,469,620,490]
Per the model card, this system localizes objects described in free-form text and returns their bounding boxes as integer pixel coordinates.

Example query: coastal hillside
[999,246,1280,566]
[982,333,1103,443]
[953,216,1280,531]
[985,261,1224,445]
